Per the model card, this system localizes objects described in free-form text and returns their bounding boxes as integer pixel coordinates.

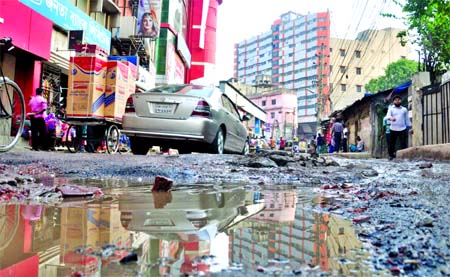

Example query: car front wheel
[210,129,224,154]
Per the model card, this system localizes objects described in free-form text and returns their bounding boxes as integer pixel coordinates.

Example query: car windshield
[147,85,213,98]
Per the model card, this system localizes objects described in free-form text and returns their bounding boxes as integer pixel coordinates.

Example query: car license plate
[154,103,173,114]
[143,218,174,226]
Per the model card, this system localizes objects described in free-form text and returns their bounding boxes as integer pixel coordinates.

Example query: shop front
[0,0,52,105]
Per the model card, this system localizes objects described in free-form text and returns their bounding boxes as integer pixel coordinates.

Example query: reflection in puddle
[0,181,382,276]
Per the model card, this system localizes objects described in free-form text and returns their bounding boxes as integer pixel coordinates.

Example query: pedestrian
[309,135,317,151]
[386,95,412,160]
[331,117,344,153]
[269,136,275,149]
[279,136,286,150]
[28,87,48,151]
[342,123,349,152]
[316,133,325,153]
[380,107,391,154]
[293,136,299,147]
[308,135,317,156]
[356,135,365,152]
[255,136,261,153]
[45,112,57,151]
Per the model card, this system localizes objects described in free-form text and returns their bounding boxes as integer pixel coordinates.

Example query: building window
[262,100,266,106]
[341,84,347,91]
[355,50,361,58]
[330,48,333,52]
[272,99,276,105]
[340,49,346,56]
[271,112,275,118]
[356,67,362,75]
[329,65,333,72]
[340,66,346,73]
[356,85,362,92]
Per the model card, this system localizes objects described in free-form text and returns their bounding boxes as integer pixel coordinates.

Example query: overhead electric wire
[329,0,392,108]
[328,0,378,107]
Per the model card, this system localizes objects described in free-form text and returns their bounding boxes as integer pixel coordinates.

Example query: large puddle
[0,180,384,276]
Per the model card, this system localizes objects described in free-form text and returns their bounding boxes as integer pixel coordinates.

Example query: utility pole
[315,43,325,133]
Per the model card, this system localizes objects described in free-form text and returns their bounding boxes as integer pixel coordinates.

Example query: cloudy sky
[214,0,406,82]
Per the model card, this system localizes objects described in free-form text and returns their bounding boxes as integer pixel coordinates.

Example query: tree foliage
[365,59,418,93]
[386,0,450,83]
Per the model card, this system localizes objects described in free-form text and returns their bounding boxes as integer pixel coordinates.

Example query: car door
[220,95,246,152]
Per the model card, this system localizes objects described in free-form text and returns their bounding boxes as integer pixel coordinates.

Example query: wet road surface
[0,150,449,276]
[0,182,384,276]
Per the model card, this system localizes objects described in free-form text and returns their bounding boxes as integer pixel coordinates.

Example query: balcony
[90,0,120,14]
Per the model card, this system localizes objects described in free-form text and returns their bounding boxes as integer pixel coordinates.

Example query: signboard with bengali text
[19,0,111,52]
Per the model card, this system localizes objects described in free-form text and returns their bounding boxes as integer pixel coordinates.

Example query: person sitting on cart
[28,87,48,151]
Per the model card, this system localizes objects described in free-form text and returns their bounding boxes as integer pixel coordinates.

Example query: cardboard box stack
[99,202,131,248]
[104,58,138,120]
[60,205,102,253]
[66,44,108,119]
[104,60,129,120]
[127,61,138,96]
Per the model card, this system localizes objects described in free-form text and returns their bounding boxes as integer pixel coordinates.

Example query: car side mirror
[242,114,251,121]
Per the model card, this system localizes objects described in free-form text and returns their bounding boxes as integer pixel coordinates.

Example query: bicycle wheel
[0,79,26,152]
[106,124,120,154]
[66,125,81,153]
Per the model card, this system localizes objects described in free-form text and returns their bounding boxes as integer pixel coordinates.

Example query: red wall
[0,0,52,60]
[186,0,220,83]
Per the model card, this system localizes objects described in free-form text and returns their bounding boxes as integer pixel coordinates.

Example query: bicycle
[0,37,25,152]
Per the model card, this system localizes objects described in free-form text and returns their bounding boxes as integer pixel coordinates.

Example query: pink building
[249,88,297,140]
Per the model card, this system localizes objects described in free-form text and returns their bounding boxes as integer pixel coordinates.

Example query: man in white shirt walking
[386,95,412,160]
[342,124,349,152]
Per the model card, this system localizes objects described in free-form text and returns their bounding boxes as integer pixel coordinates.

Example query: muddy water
[0,180,385,276]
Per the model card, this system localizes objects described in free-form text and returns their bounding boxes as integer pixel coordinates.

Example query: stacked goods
[104,60,130,120]
[66,44,108,118]
[60,205,102,255]
[107,55,138,95]
[127,61,138,96]
[98,202,132,249]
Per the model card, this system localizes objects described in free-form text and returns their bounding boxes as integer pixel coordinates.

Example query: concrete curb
[397,143,450,161]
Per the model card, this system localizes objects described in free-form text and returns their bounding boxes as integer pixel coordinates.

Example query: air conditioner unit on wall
[110,14,121,28]
[118,16,137,38]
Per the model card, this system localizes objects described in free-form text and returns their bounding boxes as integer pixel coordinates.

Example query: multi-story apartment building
[229,190,371,274]
[329,28,410,111]
[229,189,329,271]
[234,11,331,138]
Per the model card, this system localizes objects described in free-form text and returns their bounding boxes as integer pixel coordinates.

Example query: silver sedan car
[122,84,250,155]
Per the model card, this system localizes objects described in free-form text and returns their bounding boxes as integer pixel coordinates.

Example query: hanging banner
[136,0,162,38]
[254,118,261,136]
